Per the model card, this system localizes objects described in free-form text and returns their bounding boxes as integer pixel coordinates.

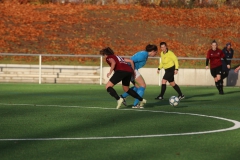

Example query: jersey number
[116,56,127,64]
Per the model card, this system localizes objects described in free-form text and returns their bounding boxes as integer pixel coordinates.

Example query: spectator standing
[221,42,234,84]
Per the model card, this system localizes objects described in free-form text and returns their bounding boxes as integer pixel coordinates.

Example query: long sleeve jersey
[158,50,179,70]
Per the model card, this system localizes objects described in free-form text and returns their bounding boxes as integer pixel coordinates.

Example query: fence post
[158,57,161,86]
[39,54,42,84]
[100,56,103,85]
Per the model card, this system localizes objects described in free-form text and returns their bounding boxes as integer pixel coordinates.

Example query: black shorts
[221,70,229,80]
[163,66,175,83]
[109,70,132,86]
[210,65,222,78]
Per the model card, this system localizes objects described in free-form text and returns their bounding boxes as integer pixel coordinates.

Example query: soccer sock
[127,88,143,101]
[133,87,145,106]
[219,81,223,91]
[173,84,183,96]
[107,87,120,100]
[220,79,223,85]
[159,84,166,97]
[121,86,137,98]
[215,81,220,91]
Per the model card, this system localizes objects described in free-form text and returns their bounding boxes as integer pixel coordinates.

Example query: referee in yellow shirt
[155,42,185,100]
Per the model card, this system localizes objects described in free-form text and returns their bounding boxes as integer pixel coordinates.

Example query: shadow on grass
[184,93,215,99]
[225,90,240,94]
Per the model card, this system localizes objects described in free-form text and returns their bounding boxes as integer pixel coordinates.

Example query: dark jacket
[222,47,234,71]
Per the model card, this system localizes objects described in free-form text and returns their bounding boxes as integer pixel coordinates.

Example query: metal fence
[0,53,239,85]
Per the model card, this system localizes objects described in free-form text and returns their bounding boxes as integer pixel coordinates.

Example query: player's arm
[124,58,136,78]
[206,51,210,69]
[205,58,209,69]
[107,58,116,78]
[172,53,179,72]
[234,65,240,73]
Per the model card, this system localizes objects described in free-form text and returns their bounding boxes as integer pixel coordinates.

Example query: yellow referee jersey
[158,50,179,70]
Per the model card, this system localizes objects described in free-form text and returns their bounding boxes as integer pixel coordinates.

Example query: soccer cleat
[178,95,185,100]
[120,95,127,106]
[132,105,144,109]
[122,98,127,106]
[139,99,146,107]
[219,90,224,95]
[155,96,164,100]
[116,98,124,109]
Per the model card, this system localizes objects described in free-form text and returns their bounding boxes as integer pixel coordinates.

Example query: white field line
[0,103,240,141]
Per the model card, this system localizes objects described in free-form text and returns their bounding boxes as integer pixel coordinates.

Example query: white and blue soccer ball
[169,96,179,106]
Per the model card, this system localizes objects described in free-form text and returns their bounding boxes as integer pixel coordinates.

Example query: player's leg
[170,81,185,100]
[155,78,167,100]
[155,67,174,100]
[120,79,138,106]
[214,66,224,94]
[132,72,146,108]
[220,70,229,88]
[216,74,223,94]
[106,71,124,109]
[121,70,144,107]
[211,68,221,93]
[122,73,146,108]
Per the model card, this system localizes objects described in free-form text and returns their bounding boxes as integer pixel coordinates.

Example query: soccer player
[100,47,146,109]
[119,44,158,108]
[221,42,234,84]
[155,42,184,100]
[206,40,230,94]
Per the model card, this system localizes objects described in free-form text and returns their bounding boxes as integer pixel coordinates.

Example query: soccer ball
[169,96,179,106]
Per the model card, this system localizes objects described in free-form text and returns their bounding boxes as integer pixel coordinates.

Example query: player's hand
[174,70,178,75]
[107,73,111,78]
[157,70,160,74]
[235,66,240,73]
[227,64,230,69]
[205,66,209,69]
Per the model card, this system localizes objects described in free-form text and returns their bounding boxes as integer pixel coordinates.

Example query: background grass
[0,83,240,160]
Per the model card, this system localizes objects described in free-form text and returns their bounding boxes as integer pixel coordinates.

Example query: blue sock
[121,86,137,98]
[133,87,145,106]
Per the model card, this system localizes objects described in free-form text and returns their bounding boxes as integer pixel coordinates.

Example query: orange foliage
[0,2,239,62]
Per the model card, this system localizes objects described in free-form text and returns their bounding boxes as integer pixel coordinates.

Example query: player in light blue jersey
[120,44,158,108]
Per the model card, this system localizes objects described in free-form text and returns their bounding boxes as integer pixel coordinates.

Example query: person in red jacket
[100,47,146,109]
[205,40,230,94]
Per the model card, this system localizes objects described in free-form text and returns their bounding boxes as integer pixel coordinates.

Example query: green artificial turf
[0,84,240,160]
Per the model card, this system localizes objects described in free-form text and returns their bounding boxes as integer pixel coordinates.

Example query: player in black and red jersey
[100,47,146,109]
[206,40,230,94]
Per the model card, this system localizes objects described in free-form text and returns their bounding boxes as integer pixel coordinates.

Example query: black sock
[219,79,224,86]
[215,81,220,91]
[173,84,182,96]
[107,87,120,100]
[127,89,143,101]
[159,84,166,97]
[219,81,223,91]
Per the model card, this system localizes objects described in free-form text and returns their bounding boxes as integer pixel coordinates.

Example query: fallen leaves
[0,2,239,64]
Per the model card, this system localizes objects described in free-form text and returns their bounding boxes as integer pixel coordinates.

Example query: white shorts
[134,69,141,78]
